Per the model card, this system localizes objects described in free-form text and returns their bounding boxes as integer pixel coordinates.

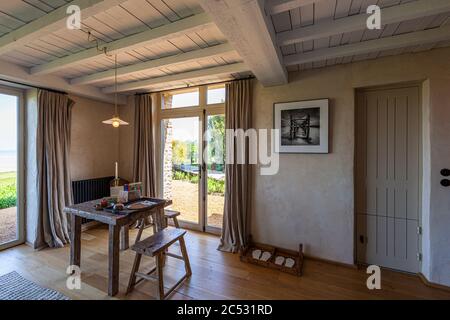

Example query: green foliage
[173,170,199,184]
[172,169,224,195]
[0,172,17,209]
[172,140,187,165]
[207,115,225,165]
[207,178,224,194]
[187,142,198,164]
[171,140,198,165]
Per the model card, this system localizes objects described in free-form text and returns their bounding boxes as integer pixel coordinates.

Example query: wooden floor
[0,226,449,300]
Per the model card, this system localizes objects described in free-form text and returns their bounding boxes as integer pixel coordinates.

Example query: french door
[0,86,24,251]
[160,85,225,234]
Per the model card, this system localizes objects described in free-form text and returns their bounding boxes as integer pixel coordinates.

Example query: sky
[170,117,199,142]
[168,87,225,142]
[0,93,18,152]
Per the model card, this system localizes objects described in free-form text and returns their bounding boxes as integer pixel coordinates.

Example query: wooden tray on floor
[240,236,304,276]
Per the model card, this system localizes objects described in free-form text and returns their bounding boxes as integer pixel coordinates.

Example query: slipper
[275,256,285,265]
[252,249,262,260]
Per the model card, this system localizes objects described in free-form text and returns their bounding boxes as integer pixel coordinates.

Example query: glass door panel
[0,93,19,247]
[162,117,200,226]
[205,114,225,230]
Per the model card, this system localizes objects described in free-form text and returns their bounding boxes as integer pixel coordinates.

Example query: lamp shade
[102,116,129,128]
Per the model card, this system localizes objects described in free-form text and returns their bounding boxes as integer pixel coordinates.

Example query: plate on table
[126,200,157,210]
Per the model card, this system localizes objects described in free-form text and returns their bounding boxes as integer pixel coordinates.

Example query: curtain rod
[0,78,67,95]
[134,76,255,96]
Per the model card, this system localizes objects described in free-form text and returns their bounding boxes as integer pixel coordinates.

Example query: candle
[115,162,118,180]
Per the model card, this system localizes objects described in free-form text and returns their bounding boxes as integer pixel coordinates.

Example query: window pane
[207,85,225,104]
[206,114,225,229]
[0,93,18,245]
[164,88,199,109]
[162,117,200,225]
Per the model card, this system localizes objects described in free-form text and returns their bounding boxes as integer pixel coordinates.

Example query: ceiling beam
[278,0,450,46]
[0,0,129,55]
[0,58,124,104]
[102,62,249,93]
[284,24,450,66]
[70,43,235,85]
[30,13,213,75]
[197,0,287,86]
[266,0,320,15]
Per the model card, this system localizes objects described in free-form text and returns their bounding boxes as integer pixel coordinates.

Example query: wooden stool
[164,209,180,228]
[134,210,179,245]
[127,228,192,300]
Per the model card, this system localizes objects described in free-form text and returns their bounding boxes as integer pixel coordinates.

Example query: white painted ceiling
[0,0,249,94]
[270,0,450,72]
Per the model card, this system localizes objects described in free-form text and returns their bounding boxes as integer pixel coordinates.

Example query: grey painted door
[356,85,421,273]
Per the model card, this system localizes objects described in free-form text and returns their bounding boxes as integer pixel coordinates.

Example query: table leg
[70,215,82,269]
[120,224,129,251]
[154,208,167,232]
[108,224,120,296]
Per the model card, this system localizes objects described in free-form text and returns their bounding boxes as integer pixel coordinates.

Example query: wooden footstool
[127,228,192,300]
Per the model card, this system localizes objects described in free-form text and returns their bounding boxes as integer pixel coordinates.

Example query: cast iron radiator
[72,176,113,224]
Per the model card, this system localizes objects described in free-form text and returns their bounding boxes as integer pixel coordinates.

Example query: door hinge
[417,253,422,261]
[417,226,422,235]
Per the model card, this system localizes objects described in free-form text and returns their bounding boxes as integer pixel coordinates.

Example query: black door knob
[441,168,450,177]
[441,179,450,187]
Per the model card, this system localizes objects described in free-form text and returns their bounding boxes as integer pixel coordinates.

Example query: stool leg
[126,253,142,294]
[135,219,145,243]
[173,217,180,228]
[179,237,192,277]
[156,253,165,300]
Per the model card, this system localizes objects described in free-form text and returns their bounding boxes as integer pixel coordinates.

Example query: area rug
[0,271,69,300]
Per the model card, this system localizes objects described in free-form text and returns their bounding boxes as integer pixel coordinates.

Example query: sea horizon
[0,150,17,173]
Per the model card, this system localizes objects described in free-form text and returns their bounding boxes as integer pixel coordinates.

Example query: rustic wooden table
[64,198,172,296]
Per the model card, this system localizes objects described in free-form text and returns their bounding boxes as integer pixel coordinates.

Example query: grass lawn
[0,171,17,209]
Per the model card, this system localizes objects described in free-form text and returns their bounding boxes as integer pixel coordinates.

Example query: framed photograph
[274,99,329,153]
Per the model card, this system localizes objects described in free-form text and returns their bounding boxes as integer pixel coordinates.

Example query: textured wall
[428,77,450,286]
[118,96,135,182]
[25,89,38,247]
[252,70,355,264]
[251,47,450,277]
[69,95,119,181]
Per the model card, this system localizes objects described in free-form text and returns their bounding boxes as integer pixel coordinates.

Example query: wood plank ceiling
[0,0,249,94]
[269,0,450,72]
[0,0,449,96]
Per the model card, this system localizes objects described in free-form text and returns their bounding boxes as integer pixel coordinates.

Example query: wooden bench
[164,209,180,228]
[127,227,192,300]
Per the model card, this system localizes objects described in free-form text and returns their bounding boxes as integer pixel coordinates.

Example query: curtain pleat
[218,79,253,253]
[133,94,156,197]
[36,89,74,248]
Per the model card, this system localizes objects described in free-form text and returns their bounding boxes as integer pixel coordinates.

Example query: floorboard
[0,226,449,300]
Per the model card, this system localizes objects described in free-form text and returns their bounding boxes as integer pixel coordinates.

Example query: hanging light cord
[114,54,118,117]
[82,29,118,116]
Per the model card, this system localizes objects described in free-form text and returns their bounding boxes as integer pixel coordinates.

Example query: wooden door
[355,85,421,273]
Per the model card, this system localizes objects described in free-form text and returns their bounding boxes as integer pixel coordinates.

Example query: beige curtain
[218,79,253,253]
[36,89,74,248]
[133,94,156,197]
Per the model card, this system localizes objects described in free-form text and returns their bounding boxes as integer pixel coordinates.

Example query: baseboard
[304,254,358,269]
[418,272,450,292]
